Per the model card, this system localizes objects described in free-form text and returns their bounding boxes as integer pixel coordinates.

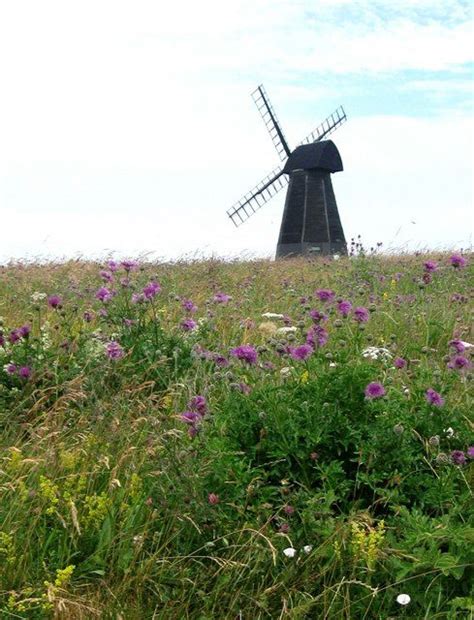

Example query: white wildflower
[333,254,340,260]
[396,594,411,606]
[329,362,337,368]
[261,312,285,320]
[444,427,455,438]
[283,547,296,558]
[460,341,473,349]
[362,346,392,361]
[280,367,292,377]
[31,292,47,302]
[277,326,297,334]
[302,545,313,554]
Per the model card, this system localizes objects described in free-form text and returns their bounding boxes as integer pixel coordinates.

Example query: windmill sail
[251,85,291,161]
[227,164,288,227]
[300,106,346,145]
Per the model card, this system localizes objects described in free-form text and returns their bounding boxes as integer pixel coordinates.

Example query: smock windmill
[227,85,348,257]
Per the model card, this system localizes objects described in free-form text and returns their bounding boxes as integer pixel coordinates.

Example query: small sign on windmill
[227,85,348,258]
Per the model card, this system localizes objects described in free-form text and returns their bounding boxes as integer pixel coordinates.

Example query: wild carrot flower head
[354,306,370,323]
[365,382,385,399]
[425,388,444,407]
[230,345,258,365]
[48,295,62,309]
[290,344,313,361]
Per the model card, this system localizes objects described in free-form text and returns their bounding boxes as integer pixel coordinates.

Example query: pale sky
[1,0,473,262]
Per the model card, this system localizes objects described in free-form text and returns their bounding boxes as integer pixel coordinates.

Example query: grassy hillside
[0,253,472,619]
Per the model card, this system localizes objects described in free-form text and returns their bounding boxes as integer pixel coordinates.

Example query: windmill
[227,85,348,258]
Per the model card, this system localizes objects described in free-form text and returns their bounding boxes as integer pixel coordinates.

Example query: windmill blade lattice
[299,105,347,145]
[227,164,288,227]
[251,85,291,162]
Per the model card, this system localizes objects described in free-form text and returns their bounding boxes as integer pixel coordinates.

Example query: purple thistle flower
[83,311,94,322]
[181,318,197,331]
[181,298,197,313]
[143,281,161,300]
[18,366,32,379]
[107,260,119,272]
[213,292,231,304]
[19,324,31,338]
[290,343,313,361]
[95,287,113,303]
[451,450,466,465]
[394,357,407,369]
[99,270,113,282]
[213,354,229,367]
[121,259,139,272]
[230,344,258,365]
[8,329,21,344]
[450,254,467,268]
[5,363,17,375]
[448,355,471,370]
[180,411,202,425]
[467,446,474,459]
[48,295,62,309]
[365,382,385,400]
[337,300,352,317]
[354,306,370,323]
[315,289,335,302]
[306,325,328,348]
[189,395,207,415]
[105,341,124,360]
[425,388,444,407]
[131,293,145,304]
[0,333,5,347]
[120,277,131,288]
[449,339,466,353]
[309,310,328,323]
[423,260,438,272]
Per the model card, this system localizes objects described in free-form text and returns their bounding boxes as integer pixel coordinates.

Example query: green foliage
[0,253,472,618]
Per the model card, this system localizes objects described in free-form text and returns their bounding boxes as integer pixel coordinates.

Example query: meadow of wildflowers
[0,253,472,619]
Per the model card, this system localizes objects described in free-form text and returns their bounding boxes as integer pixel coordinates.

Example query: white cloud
[0,0,472,261]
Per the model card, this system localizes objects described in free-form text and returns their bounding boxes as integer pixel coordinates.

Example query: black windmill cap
[283,139,343,174]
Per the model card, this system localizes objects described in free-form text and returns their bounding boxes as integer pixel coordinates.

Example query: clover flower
[283,547,296,558]
[425,388,444,407]
[364,382,385,399]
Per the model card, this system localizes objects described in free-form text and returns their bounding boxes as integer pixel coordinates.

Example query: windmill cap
[283,140,343,174]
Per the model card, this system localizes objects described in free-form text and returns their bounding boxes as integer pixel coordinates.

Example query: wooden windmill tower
[227,85,348,257]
